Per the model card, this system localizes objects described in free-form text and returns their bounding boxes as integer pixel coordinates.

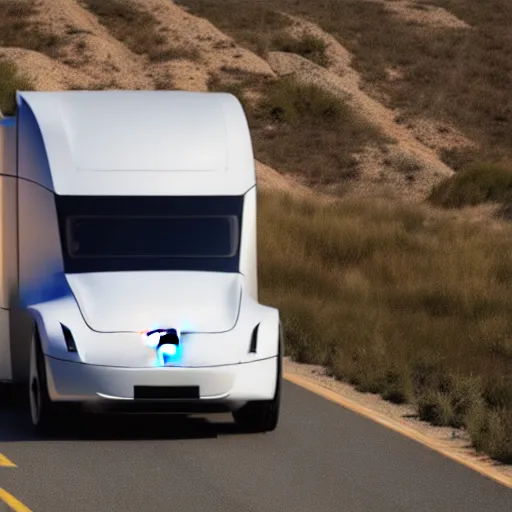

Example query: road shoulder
[283,357,512,488]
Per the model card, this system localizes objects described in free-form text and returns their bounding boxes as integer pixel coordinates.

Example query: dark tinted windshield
[67,215,238,258]
[56,195,244,273]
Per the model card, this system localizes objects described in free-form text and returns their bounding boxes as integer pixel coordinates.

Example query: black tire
[233,329,283,433]
[29,328,62,434]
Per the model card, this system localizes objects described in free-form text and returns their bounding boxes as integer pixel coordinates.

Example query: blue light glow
[141,328,181,366]
[155,343,179,366]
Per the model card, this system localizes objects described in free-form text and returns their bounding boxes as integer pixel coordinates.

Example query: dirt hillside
[0,0,463,200]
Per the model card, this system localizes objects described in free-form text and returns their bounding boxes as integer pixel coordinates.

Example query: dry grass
[383,150,422,179]
[178,0,512,170]
[176,0,291,57]
[178,0,328,66]
[83,0,200,62]
[281,0,512,166]
[250,77,381,185]
[0,59,34,115]
[258,189,512,462]
[209,71,389,186]
[0,0,64,58]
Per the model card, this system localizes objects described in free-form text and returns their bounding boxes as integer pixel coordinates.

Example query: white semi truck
[0,90,282,433]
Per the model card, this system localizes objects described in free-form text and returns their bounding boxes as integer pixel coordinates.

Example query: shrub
[418,391,454,426]
[482,376,512,410]
[272,32,330,66]
[429,163,512,208]
[468,408,512,463]
[258,76,343,124]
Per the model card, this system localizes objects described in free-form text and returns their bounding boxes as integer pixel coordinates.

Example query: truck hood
[65,271,242,334]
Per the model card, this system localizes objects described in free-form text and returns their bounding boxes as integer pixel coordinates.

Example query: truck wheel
[29,329,59,433]
[233,341,282,433]
[232,389,280,433]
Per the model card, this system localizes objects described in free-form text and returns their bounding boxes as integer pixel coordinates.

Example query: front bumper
[45,355,278,407]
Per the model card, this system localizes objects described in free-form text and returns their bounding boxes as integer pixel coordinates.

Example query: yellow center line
[0,454,16,468]
[284,372,512,490]
[0,489,32,512]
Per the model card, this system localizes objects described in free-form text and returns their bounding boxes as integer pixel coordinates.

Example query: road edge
[284,372,512,490]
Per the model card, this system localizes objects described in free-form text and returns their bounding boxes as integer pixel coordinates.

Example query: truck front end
[28,191,281,432]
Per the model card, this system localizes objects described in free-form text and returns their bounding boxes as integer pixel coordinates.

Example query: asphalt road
[1,381,511,512]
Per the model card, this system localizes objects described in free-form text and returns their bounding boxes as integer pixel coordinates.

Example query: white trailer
[0,90,282,433]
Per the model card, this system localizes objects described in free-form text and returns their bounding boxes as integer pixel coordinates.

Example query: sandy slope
[25,0,150,88]
[0,0,291,191]
[267,12,458,201]
[256,160,319,197]
[1,0,464,201]
[370,0,471,29]
[130,0,275,91]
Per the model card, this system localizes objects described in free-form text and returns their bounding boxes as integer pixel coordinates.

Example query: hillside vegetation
[0,0,511,462]
[178,0,512,172]
[259,189,512,462]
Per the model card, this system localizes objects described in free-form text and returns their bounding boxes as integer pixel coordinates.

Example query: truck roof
[16,90,255,196]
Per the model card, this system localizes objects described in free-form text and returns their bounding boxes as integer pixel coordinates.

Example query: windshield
[67,215,238,258]
[55,195,244,273]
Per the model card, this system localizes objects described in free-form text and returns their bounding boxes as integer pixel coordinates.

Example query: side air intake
[249,324,259,353]
[60,324,77,352]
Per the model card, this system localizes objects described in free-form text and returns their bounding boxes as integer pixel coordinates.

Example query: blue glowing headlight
[141,328,180,366]
[156,343,178,366]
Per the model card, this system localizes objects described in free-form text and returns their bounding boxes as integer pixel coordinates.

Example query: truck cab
[0,90,282,433]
